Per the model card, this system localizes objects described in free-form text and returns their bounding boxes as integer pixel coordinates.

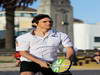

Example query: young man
[16,14,74,75]
[93,51,100,64]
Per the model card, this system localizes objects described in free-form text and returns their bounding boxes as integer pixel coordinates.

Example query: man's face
[37,17,53,30]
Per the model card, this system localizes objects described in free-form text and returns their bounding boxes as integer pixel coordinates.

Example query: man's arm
[19,51,49,68]
[64,47,74,59]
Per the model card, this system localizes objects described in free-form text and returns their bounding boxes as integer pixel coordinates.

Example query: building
[15,6,37,31]
[0,6,37,38]
[0,0,74,49]
[38,0,73,41]
[74,21,100,50]
[0,0,74,40]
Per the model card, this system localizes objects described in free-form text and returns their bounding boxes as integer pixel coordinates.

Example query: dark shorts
[20,61,72,75]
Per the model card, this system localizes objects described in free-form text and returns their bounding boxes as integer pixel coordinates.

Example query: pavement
[0,56,100,71]
[71,62,100,70]
[0,70,100,75]
[0,63,100,75]
[0,62,100,71]
[0,56,100,75]
[0,62,100,75]
[0,63,19,71]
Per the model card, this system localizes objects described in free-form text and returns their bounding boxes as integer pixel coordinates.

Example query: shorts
[20,61,72,75]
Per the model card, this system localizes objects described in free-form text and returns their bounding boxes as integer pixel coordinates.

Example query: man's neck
[34,28,49,37]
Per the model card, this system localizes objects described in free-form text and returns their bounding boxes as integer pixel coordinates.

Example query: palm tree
[0,0,36,50]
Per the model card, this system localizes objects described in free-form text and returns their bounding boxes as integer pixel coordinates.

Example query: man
[93,51,100,64]
[16,14,74,75]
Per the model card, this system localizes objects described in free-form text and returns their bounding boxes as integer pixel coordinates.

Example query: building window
[15,13,21,17]
[31,13,37,17]
[20,13,24,17]
[0,14,3,16]
[0,13,5,16]
[94,37,100,42]
[15,13,37,17]
[23,13,31,17]
[59,1,64,5]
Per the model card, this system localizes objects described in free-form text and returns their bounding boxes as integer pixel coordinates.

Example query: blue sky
[0,0,99,24]
[70,0,100,24]
[31,0,100,24]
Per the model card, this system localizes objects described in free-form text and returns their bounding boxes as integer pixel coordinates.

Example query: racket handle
[65,57,72,61]
[47,63,51,68]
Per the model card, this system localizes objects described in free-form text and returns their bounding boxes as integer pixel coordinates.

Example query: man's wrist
[65,56,72,60]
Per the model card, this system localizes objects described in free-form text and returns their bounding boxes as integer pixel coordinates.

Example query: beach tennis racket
[49,58,72,73]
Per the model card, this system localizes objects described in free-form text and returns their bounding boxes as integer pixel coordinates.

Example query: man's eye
[49,21,53,23]
[42,21,52,23]
[43,21,47,23]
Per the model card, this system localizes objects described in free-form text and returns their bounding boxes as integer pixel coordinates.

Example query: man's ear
[32,23,37,26]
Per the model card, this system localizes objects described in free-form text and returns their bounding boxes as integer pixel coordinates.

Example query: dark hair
[32,14,52,24]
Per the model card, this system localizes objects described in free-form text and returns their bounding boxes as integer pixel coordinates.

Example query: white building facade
[0,7,37,38]
[0,10,37,31]
[74,22,100,50]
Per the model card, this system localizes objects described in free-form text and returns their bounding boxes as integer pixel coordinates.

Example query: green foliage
[0,0,37,50]
[0,0,37,8]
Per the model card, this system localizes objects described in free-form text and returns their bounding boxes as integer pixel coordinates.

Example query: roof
[15,6,37,12]
[74,18,84,23]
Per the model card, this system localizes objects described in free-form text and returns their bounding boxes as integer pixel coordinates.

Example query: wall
[73,22,100,50]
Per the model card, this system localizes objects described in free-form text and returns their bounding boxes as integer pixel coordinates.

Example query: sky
[0,0,99,24]
[70,0,100,24]
[31,0,100,24]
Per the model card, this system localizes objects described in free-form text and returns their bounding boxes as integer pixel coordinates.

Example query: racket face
[51,58,71,73]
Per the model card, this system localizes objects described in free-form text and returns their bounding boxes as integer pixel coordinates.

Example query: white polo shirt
[16,30,73,62]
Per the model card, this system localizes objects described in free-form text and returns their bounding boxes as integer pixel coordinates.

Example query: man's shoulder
[50,29,63,34]
[16,32,31,40]
[55,31,68,36]
[50,30,68,37]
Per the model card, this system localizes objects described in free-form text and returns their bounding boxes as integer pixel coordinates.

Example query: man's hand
[19,51,49,68]
[37,60,49,68]
[65,47,74,59]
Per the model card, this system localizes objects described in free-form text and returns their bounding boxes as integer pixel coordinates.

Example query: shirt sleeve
[16,36,30,51]
[60,32,73,47]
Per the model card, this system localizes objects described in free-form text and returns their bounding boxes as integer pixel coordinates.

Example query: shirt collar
[47,29,57,37]
[30,29,57,38]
